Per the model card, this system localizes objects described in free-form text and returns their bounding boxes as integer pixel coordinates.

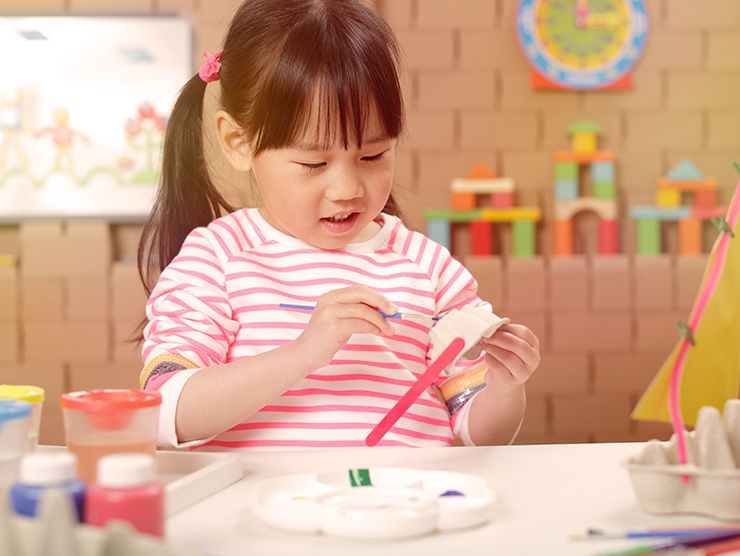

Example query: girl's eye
[362,150,388,162]
[298,162,326,172]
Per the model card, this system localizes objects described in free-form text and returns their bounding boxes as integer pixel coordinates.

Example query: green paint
[512,220,536,257]
[348,469,372,487]
[636,219,661,255]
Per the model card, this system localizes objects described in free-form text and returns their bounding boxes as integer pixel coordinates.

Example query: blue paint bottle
[10,451,85,522]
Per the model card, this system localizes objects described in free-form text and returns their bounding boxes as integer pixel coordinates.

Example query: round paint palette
[253,467,495,539]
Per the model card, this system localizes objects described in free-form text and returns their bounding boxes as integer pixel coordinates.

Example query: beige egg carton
[625,399,740,521]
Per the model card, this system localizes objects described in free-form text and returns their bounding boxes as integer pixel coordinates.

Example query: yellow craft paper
[632,183,740,427]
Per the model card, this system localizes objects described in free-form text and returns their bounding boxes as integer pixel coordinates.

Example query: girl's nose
[325,170,363,201]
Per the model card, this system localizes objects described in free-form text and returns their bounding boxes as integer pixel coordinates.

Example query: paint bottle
[10,451,85,521]
[85,453,164,538]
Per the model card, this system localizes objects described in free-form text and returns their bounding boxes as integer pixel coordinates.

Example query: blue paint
[439,490,465,497]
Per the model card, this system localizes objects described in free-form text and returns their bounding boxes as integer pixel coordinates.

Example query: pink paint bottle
[84,453,164,538]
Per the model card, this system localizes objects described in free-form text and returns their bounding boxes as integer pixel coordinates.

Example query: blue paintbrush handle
[278,303,436,320]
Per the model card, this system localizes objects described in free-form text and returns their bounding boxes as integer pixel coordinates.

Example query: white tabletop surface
[165,442,732,556]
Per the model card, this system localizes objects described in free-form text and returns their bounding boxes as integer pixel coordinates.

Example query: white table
[166,443,728,556]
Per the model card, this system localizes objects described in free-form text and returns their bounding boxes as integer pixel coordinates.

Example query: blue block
[630,205,691,221]
[426,219,451,249]
[592,161,615,183]
[555,180,578,200]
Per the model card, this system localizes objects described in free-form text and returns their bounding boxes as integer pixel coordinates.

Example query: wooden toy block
[506,257,546,312]
[598,219,619,255]
[590,255,630,312]
[424,209,481,222]
[528,353,589,395]
[426,218,451,250]
[552,219,573,256]
[636,219,661,255]
[692,206,727,220]
[667,159,703,181]
[554,150,615,163]
[634,255,673,310]
[555,162,578,181]
[451,177,515,194]
[657,178,715,192]
[512,220,536,257]
[554,198,617,220]
[678,217,702,255]
[675,255,708,309]
[635,310,687,352]
[555,180,578,201]
[479,207,541,222]
[452,191,476,211]
[470,220,493,256]
[694,188,717,209]
[571,132,597,154]
[630,205,691,221]
[490,192,514,208]
[463,255,505,310]
[464,162,496,179]
[593,351,667,394]
[593,181,616,199]
[549,256,588,310]
[551,393,632,434]
[591,161,615,183]
[656,187,681,207]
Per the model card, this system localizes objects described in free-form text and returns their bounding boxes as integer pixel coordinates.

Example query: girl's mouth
[321,211,360,234]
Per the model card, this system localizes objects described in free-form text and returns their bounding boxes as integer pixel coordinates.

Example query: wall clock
[517,0,648,90]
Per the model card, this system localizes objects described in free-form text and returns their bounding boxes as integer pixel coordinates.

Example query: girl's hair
[138,0,405,296]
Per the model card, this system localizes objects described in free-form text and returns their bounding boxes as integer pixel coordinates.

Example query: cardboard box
[112,262,148,318]
[24,321,110,362]
[528,353,589,394]
[506,257,546,312]
[112,223,144,263]
[549,256,588,310]
[0,266,18,322]
[66,277,109,320]
[21,278,65,322]
[19,221,67,277]
[551,393,632,435]
[65,220,112,276]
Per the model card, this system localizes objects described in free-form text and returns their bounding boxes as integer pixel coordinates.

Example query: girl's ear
[214,110,253,172]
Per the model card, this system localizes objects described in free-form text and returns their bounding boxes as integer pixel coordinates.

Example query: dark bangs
[246,2,404,153]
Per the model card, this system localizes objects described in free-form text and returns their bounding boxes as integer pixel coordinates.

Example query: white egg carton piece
[253,467,496,539]
[625,400,740,521]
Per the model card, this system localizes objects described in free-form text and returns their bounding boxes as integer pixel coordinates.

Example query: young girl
[137,0,540,451]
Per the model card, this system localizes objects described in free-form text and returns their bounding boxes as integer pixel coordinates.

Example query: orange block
[678,217,702,255]
[554,150,615,163]
[452,192,476,211]
[465,162,496,179]
[552,219,573,256]
[694,188,717,209]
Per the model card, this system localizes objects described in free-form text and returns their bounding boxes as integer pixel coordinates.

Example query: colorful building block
[694,189,717,209]
[512,220,536,257]
[479,207,542,222]
[656,187,681,208]
[567,121,602,154]
[471,221,493,256]
[424,209,481,222]
[598,220,618,255]
[553,219,573,256]
[555,198,617,221]
[667,159,704,181]
[490,192,514,209]
[678,218,702,255]
[555,162,578,181]
[636,219,661,255]
[555,180,578,201]
[451,177,515,194]
[591,161,615,183]
[452,192,476,211]
[630,206,691,221]
[426,219,450,250]
[593,182,616,199]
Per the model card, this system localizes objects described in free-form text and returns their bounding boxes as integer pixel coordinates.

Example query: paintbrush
[572,527,740,541]
[278,303,441,321]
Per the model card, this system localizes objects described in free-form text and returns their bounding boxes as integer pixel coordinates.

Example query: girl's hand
[294,286,396,369]
[481,324,540,395]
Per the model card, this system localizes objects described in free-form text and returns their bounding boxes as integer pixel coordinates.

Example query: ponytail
[138,75,235,297]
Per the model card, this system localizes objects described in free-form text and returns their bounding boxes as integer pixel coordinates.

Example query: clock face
[517,0,648,90]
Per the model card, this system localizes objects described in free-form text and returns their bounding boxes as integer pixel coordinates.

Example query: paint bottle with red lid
[84,453,164,538]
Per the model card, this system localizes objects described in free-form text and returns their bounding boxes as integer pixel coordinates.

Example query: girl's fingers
[492,324,539,351]
[485,345,529,383]
[326,286,396,315]
[484,331,539,369]
[335,303,394,336]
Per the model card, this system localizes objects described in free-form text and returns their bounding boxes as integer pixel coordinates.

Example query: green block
[423,209,481,222]
[512,220,536,257]
[593,181,615,199]
[555,162,578,181]
[348,469,372,487]
[637,219,661,255]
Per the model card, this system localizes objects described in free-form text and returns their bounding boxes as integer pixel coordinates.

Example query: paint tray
[253,467,495,539]
[625,401,740,520]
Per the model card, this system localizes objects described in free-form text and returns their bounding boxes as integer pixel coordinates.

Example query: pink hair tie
[198,50,223,83]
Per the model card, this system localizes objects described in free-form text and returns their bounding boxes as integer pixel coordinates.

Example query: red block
[598,219,618,255]
[490,192,514,208]
[694,189,716,209]
[470,221,493,255]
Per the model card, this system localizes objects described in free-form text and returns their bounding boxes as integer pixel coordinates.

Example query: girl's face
[251,113,397,250]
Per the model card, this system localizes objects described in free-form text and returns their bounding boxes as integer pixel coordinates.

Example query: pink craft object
[198,50,223,83]
[365,337,465,447]
[669,180,740,475]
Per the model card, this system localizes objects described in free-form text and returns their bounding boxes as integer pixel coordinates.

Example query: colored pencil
[365,337,465,447]
[278,303,440,321]
[575,527,740,541]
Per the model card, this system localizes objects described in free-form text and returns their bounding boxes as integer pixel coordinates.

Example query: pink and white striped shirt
[141,208,490,451]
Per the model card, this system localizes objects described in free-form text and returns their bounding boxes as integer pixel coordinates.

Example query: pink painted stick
[669,180,740,471]
[366,337,466,447]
